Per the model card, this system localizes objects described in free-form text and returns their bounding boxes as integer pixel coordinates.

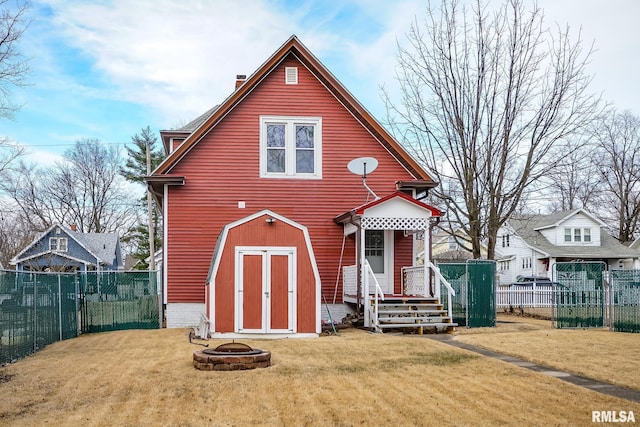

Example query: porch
[334,192,457,333]
[343,261,457,332]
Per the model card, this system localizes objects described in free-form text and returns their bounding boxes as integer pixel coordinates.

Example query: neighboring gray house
[10,224,123,272]
[495,209,640,285]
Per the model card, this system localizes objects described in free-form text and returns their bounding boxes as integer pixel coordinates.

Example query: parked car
[510,276,559,287]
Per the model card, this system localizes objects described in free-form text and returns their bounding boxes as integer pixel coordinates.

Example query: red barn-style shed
[147,35,456,335]
[206,210,320,338]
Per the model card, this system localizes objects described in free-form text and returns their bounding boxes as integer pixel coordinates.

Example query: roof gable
[533,209,606,230]
[153,35,433,182]
[10,224,121,267]
[354,191,441,217]
[206,209,320,285]
[506,213,639,259]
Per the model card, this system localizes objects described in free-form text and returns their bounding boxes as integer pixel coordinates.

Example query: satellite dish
[347,157,379,201]
[347,157,378,177]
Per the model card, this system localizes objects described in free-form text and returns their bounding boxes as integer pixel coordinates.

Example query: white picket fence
[496,285,556,308]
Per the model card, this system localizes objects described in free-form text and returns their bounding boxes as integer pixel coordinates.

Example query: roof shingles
[508,213,639,259]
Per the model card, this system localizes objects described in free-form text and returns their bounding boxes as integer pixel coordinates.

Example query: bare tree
[0,0,30,120]
[0,135,24,176]
[591,110,640,243]
[3,139,138,233]
[542,138,600,212]
[384,0,601,259]
[0,206,32,267]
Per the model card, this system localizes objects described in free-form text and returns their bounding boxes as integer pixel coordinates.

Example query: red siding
[166,54,417,305]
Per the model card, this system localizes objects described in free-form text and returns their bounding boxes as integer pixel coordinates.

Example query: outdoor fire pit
[193,342,271,371]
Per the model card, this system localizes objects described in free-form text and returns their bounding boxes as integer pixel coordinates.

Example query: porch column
[361,223,369,327]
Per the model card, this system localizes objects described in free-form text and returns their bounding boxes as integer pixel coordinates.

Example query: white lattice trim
[361,217,427,230]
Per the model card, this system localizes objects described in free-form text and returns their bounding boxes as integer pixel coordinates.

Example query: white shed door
[236,248,295,333]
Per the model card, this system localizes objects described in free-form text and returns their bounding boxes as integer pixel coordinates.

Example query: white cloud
[23,146,64,167]
[30,0,640,134]
[538,0,640,111]
[40,0,299,123]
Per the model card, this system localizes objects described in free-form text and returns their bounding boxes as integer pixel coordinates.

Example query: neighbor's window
[50,237,68,252]
[499,260,510,271]
[584,228,591,242]
[564,228,571,242]
[261,116,322,178]
[501,234,510,247]
[448,236,458,250]
[574,228,582,242]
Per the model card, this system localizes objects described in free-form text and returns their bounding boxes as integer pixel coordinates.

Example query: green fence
[553,262,607,329]
[439,260,496,328]
[0,270,159,364]
[0,270,78,364]
[80,271,160,333]
[610,270,640,333]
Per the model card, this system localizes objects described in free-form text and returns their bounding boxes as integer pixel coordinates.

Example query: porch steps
[372,296,456,333]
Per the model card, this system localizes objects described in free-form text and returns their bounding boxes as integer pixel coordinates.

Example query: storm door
[364,230,394,294]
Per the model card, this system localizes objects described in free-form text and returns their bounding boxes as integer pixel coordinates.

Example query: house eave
[145,175,185,209]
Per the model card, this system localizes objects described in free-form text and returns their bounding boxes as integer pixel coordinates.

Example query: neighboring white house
[495,209,640,285]
[427,226,488,263]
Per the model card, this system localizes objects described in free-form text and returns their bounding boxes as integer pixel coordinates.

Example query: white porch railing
[363,260,384,330]
[402,265,427,296]
[342,262,456,325]
[496,285,556,308]
[343,265,358,298]
[427,261,455,321]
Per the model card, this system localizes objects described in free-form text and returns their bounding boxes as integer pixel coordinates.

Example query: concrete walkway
[426,333,640,403]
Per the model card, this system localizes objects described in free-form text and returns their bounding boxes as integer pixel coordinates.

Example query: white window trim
[259,116,322,179]
[563,227,592,244]
[285,67,298,84]
[50,237,68,252]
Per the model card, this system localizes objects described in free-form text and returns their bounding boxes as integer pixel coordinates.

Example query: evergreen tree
[120,126,164,182]
[120,126,166,269]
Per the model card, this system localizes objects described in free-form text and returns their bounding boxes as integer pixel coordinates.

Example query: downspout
[343,212,362,315]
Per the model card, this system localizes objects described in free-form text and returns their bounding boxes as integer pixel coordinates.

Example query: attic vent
[285,67,298,84]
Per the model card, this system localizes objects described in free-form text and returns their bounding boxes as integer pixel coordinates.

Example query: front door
[236,248,296,333]
[365,230,394,294]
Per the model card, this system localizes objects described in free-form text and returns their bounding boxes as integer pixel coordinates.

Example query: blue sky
[3,0,639,166]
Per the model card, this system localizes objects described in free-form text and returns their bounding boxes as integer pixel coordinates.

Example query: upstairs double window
[50,237,68,252]
[260,116,322,178]
[564,227,592,243]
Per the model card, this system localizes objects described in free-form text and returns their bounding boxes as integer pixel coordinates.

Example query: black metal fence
[0,270,159,364]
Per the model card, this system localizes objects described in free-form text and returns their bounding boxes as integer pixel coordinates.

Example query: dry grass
[0,324,638,426]
[454,314,640,391]
[455,316,640,390]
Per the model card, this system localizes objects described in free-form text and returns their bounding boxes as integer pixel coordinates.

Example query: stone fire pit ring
[193,342,271,371]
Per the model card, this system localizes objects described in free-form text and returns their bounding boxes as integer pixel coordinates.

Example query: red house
[147,36,456,337]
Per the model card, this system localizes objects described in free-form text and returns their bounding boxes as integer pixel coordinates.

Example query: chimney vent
[235,74,247,89]
[70,224,77,232]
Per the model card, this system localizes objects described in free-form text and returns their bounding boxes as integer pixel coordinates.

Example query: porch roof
[334,191,441,230]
